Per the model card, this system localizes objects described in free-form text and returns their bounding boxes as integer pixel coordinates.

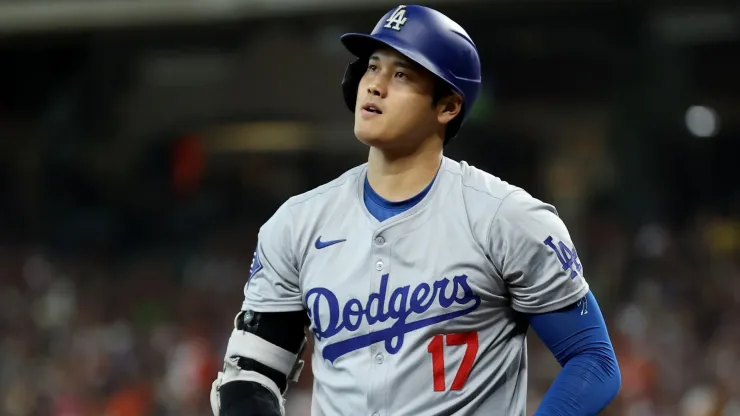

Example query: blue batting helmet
[341,5,482,143]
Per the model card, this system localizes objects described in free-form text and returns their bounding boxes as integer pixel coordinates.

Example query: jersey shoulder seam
[440,164,514,202]
[440,165,520,258]
[484,189,526,250]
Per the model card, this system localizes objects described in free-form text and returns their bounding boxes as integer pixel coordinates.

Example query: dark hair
[432,79,453,106]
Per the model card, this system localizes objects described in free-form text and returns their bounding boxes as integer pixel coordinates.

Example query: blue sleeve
[526,290,621,416]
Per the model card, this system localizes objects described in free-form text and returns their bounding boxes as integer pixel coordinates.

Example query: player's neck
[366,139,442,202]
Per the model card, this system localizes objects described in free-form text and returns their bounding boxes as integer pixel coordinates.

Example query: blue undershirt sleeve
[526,290,621,416]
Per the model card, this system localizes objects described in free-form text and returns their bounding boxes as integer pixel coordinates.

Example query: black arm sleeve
[218,310,308,415]
[220,381,282,416]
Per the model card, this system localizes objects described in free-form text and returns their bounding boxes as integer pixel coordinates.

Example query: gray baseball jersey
[243,157,589,416]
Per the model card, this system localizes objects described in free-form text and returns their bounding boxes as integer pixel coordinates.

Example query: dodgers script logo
[306,274,481,363]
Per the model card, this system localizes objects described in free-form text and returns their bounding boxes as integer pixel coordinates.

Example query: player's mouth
[361,102,383,118]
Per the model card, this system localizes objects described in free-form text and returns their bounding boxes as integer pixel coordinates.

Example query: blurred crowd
[1,1,738,414]
[1,201,738,416]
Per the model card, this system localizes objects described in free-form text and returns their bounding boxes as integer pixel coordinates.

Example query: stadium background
[0,0,739,415]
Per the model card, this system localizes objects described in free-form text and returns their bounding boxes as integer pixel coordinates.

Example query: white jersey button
[375,353,384,364]
[375,236,385,245]
[375,260,384,271]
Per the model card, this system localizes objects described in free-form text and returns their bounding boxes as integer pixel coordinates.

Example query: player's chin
[354,123,390,147]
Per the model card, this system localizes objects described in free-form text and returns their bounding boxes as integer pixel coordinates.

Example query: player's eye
[367,64,378,72]
[394,71,407,79]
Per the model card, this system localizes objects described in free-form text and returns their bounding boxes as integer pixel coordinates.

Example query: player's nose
[367,80,387,98]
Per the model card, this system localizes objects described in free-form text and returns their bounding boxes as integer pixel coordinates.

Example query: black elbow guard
[236,309,308,353]
[233,309,308,393]
[213,310,308,416]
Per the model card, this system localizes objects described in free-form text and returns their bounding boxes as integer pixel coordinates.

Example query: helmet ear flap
[341,59,368,113]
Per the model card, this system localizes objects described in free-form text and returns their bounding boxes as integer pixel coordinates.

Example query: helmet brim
[341,33,392,61]
[341,33,461,97]
[341,33,435,76]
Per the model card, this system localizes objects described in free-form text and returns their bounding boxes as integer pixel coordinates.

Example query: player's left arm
[527,291,620,416]
[489,190,621,415]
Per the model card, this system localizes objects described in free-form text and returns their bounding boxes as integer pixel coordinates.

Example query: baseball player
[211,5,621,416]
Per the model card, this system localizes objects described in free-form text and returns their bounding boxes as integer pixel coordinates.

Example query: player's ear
[436,92,463,126]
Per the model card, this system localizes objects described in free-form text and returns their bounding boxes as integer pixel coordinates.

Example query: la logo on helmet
[384,5,408,31]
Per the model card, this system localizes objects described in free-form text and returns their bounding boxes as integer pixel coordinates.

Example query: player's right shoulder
[283,163,366,211]
[266,163,365,219]
[257,163,366,253]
